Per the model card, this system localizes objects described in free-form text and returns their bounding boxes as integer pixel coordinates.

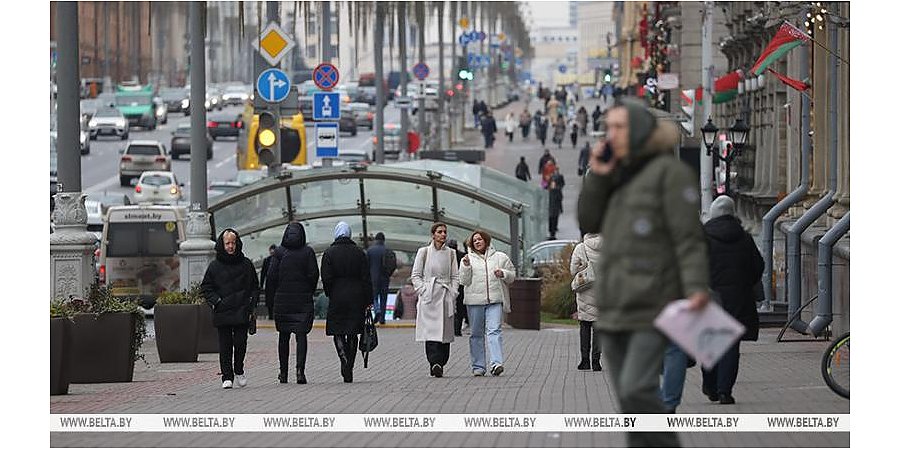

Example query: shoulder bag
[359,307,378,368]
[570,245,596,293]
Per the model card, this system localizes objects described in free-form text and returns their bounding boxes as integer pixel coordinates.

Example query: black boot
[278,369,287,384]
[343,335,357,383]
[334,336,350,382]
[296,368,307,384]
[577,360,591,370]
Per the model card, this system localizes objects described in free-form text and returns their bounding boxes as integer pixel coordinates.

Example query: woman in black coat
[201,228,259,389]
[702,196,765,405]
[266,222,320,384]
[320,221,373,383]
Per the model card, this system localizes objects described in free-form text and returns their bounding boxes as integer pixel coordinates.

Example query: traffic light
[604,70,612,83]
[456,56,474,81]
[256,111,280,166]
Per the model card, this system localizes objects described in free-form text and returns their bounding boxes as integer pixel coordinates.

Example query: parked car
[159,87,190,113]
[119,140,171,186]
[169,123,213,160]
[206,111,243,140]
[339,107,358,136]
[348,102,374,130]
[86,193,133,231]
[371,122,403,160]
[525,239,578,277]
[206,87,224,111]
[88,108,129,140]
[133,171,184,205]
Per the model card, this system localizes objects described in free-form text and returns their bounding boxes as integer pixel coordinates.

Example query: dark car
[339,107,358,136]
[170,123,213,160]
[206,111,243,140]
[159,87,190,114]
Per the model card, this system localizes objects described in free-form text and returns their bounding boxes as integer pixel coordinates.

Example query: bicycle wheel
[821,332,850,399]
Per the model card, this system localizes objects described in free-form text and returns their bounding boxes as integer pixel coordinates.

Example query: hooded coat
[570,234,603,322]
[704,214,764,341]
[266,223,320,334]
[321,236,373,336]
[201,229,259,328]
[577,99,709,331]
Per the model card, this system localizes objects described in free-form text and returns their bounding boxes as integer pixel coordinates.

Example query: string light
[816,14,823,21]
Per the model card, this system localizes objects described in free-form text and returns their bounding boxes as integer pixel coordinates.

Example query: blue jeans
[372,282,388,320]
[467,303,504,371]
[659,341,688,412]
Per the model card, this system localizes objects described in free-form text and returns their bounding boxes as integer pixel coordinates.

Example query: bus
[99,205,187,314]
[236,102,309,170]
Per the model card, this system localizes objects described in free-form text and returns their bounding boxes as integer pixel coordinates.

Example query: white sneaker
[222,380,233,389]
[236,374,247,387]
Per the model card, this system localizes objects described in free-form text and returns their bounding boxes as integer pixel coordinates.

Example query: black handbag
[359,308,378,368]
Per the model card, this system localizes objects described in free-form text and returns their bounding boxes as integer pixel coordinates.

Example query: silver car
[133,171,184,205]
[88,108,129,140]
[348,102,374,129]
[119,140,171,186]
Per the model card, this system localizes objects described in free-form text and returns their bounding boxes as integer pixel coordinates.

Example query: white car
[119,140,171,186]
[133,171,184,205]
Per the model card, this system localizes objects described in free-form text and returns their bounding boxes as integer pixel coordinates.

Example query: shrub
[539,243,577,319]
[156,283,205,305]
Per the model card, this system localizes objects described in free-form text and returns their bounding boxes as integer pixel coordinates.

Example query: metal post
[699,0,714,219]
[374,3,386,164]
[416,2,427,149]
[321,1,332,62]
[437,3,445,150]
[808,212,849,336]
[399,2,409,161]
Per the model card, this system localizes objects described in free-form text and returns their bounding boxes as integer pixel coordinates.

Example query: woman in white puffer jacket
[570,233,603,371]
[459,230,516,377]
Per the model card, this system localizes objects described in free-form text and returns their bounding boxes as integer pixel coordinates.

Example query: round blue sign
[558,64,568,74]
[256,68,292,103]
[313,63,340,91]
[413,62,430,81]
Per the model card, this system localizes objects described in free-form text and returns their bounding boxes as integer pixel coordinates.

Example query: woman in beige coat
[411,222,459,378]
[570,233,603,371]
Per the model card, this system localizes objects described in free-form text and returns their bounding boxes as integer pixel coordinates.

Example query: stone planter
[154,304,200,363]
[197,305,219,353]
[69,312,137,383]
[50,318,70,395]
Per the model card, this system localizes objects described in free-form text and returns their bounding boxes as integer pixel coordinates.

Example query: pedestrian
[515,156,531,182]
[570,118,580,148]
[321,221,373,383]
[411,222,460,378]
[505,112,516,143]
[553,116,566,149]
[577,98,710,447]
[535,111,549,146]
[260,244,277,320]
[570,233,603,371]
[200,228,259,389]
[265,222,319,384]
[592,105,603,132]
[459,230,516,377]
[447,239,469,337]
[577,106,588,136]
[547,96,561,124]
[701,195,764,405]
[472,99,482,128]
[541,157,557,190]
[366,232,395,324]
[519,109,532,139]
[481,110,497,149]
[548,176,563,239]
[578,141,591,176]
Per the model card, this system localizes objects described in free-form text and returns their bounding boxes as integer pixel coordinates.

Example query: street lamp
[728,117,750,149]
[701,117,719,156]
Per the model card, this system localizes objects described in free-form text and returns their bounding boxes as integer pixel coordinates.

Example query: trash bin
[507,277,542,330]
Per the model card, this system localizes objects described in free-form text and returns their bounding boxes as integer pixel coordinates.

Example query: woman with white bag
[570,233,603,371]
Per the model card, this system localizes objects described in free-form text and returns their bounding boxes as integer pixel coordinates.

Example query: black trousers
[425,341,451,367]
[549,215,560,237]
[702,341,741,396]
[454,291,469,335]
[579,320,602,362]
[333,335,359,368]
[278,331,308,373]
[217,325,249,381]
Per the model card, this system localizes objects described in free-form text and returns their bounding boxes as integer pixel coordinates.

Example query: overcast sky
[526,1,572,28]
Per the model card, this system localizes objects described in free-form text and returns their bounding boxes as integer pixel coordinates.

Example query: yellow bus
[237,103,308,170]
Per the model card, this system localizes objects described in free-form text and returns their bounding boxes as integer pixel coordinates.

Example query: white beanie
[333,221,351,240]
[709,195,735,220]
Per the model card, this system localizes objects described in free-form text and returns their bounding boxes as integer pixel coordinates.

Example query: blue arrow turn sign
[256,68,292,103]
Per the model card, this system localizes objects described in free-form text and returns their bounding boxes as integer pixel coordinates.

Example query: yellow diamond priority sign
[252,22,296,66]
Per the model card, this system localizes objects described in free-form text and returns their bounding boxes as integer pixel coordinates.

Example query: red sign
[313,63,340,91]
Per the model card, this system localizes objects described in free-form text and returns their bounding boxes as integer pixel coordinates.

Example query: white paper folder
[653,299,745,369]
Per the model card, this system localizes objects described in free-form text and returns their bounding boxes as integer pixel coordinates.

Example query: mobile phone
[599,142,613,163]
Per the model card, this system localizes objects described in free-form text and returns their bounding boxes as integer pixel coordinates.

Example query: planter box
[154,304,200,363]
[507,278,542,330]
[50,318,70,395]
[197,305,219,353]
[69,313,137,383]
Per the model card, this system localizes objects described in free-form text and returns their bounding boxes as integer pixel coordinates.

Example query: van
[99,205,187,314]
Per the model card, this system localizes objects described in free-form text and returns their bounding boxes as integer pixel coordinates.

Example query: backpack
[382,249,398,278]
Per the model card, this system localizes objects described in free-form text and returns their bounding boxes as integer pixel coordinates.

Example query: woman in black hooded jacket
[201,228,259,389]
[266,222,320,384]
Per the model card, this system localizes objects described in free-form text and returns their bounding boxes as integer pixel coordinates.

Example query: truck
[115,84,157,130]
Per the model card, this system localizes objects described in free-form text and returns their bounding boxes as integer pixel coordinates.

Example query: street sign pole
[266,2,281,172]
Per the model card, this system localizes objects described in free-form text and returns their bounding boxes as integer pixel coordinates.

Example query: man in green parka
[578,98,710,447]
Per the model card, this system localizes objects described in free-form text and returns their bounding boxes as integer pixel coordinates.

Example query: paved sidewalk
[51,325,848,447]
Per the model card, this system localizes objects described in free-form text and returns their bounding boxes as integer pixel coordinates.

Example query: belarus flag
[750,22,810,76]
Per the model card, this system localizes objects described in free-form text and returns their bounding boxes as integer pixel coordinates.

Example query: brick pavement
[51,323,849,447]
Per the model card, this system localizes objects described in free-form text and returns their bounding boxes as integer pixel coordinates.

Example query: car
[207,111,243,140]
[337,148,371,165]
[152,96,168,125]
[348,102,374,129]
[88,108,129,140]
[119,140,172,186]
[133,171,184,204]
[85,193,133,231]
[206,87,224,111]
[115,86,157,130]
[221,85,250,106]
[170,123,213,160]
[371,122,403,160]
[339,107,358,136]
[525,239,578,277]
[159,87,190,113]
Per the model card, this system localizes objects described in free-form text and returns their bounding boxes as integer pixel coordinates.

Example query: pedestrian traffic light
[458,68,474,81]
[256,111,279,166]
[604,69,612,83]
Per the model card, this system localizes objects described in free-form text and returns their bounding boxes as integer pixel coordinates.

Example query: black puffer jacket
[266,223,320,334]
[704,215,765,341]
[201,229,259,328]
[321,236,372,336]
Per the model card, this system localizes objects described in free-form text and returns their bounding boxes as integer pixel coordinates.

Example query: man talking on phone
[577,98,710,447]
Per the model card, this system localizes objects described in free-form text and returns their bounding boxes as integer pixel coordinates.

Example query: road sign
[313,92,342,121]
[315,122,339,158]
[313,63,340,91]
[458,33,471,47]
[255,68,292,103]
[459,17,470,28]
[395,96,413,110]
[251,22,296,66]
[413,62,430,81]
[477,31,486,41]
[558,64,568,74]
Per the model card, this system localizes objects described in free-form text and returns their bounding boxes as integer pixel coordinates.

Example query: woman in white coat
[505,112,517,142]
[459,230,516,376]
[570,233,603,371]
[411,222,460,378]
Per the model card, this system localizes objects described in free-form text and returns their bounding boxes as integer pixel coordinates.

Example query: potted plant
[154,284,203,363]
[50,299,74,395]
[64,283,148,383]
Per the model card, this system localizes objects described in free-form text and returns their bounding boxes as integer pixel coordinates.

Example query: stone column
[50,193,98,301]
[831,3,850,219]
[178,211,216,290]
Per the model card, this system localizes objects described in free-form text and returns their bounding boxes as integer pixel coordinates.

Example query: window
[106,222,179,257]
[140,175,174,186]
[127,145,162,156]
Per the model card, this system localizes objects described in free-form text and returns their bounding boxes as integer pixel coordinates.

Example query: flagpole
[783,20,849,66]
